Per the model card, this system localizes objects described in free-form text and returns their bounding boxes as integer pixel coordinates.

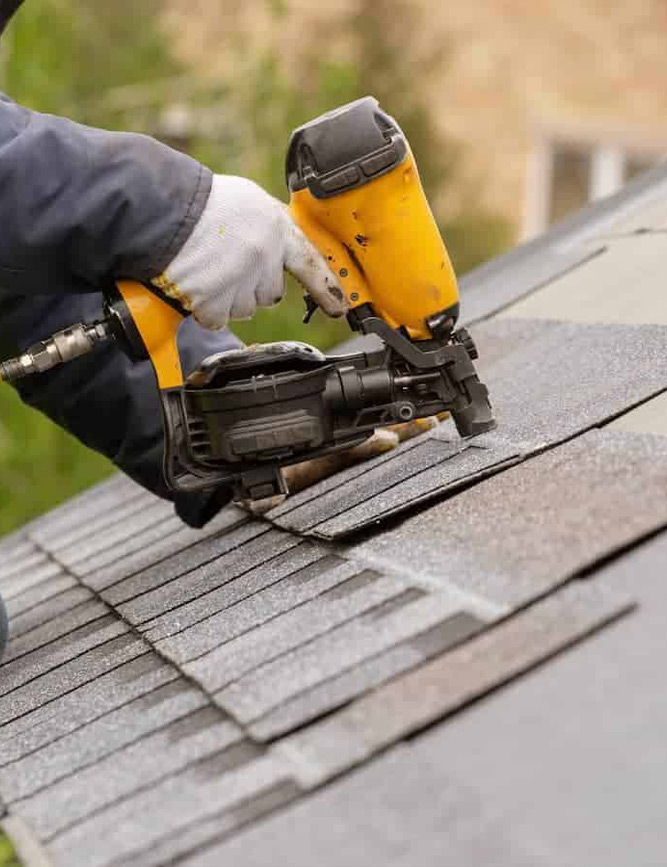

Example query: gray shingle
[496,235,667,325]
[81,506,247,590]
[16,706,245,840]
[180,565,404,691]
[487,321,667,444]
[54,500,174,570]
[0,679,208,802]
[606,390,667,435]
[2,598,109,664]
[1,558,62,599]
[248,612,484,741]
[310,436,521,539]
[144,543,336,648]
[4,573,76,620]
[278,579,632,788]
[458,243,603,326]
[0,545,43,583]
[184,742,535,867]
[0,615,128,697]
[0,536,31,564]
[267,320,667,540]
[267,427,522,539]
[99,516,262,605]
[69,514,184,577]
[0,633,146,726]
[0,654,176,764]
[123,780,302,867]
[48,749,295,867]
[3,165,667,867]
[38,493,167,558]
[7,585,93,641]
[469,316,557,379]
[267,434,469,523]
[114,529,301,626]
[269,437,475,532]
[28,476,146,547]
[352,429,667,608]
[213,590,479,725]
[219,530,667,867]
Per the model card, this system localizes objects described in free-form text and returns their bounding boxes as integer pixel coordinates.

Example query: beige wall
[165,0,667,233]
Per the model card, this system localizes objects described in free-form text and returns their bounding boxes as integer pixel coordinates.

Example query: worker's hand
[241,415,448,515]
[150,175,348,329]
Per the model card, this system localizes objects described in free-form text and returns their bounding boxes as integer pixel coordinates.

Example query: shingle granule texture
[6,166,667,866]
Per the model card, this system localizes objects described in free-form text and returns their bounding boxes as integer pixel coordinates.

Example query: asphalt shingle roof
[2,162,667,866]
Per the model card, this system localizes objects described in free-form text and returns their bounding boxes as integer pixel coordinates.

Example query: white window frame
[522,121,667,240]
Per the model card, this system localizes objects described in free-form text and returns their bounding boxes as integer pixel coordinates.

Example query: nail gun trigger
[302,293,319,324]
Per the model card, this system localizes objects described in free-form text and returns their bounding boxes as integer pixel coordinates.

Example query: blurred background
[0,0,664,535]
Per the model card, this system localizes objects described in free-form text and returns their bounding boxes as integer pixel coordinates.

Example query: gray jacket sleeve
[0,95,242,527]
[0,94,212,294]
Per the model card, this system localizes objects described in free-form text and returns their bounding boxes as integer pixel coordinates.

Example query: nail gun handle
[114,280,185,389]
[288,194,373,311]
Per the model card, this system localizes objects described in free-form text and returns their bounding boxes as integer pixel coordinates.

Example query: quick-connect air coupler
[0,321,113,383]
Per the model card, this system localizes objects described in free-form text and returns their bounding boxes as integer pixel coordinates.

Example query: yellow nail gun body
[0,97,495,502]
[288,109,458,339]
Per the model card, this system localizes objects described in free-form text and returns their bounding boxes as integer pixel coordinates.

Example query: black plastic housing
[159,327,495,502]
[286,96,408,199]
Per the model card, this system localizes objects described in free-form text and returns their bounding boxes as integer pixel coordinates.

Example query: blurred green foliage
[0,387,112,536]
[0,0,510,536]
[0,833,20,867]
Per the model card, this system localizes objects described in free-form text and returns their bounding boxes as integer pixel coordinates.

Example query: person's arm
[0,95,347,323]
[1,290,243,527]
[0,95,212,297]
[0,95,243,526]
[0,96,348,526]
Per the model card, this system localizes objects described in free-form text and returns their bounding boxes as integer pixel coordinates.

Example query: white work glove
[151,175,348,329]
